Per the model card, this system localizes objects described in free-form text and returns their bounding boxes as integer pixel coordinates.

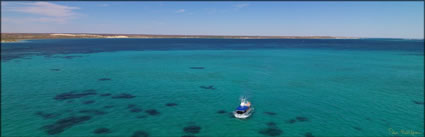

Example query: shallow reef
[100,93,112,97]
[54,90,97,100]
[103,105,114,109]
[181,135,196,137]
[61,55,83,59]
[79,109,107,115]
[50,69,61,71]
[111,93,136,99]
[264,112,277,116]
[131,130,149,137]
[413,100,424,105]
[145,109,160,116]
[199,85,216,90]
[41,116,92,135]
[183,125,201,134]
[128,104,137,108]
[46,55,83,60]
[295,116,309,122]
[286,116,310,124]
[166,103,178,107]
[98,78,112,81]
[217,110,227,114]
[35,111,61,119]
[84,89,97,92]
[93,128,111,134]
[82,100,95,104]
[353,126,362,131]
[258,127,282,136]
[189,67,204,69]
[304,132,314,137]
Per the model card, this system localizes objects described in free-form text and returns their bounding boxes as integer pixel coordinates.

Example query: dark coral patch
[130,108,143,113]
[264,112,277,116]
[111,93,135,99]
[128,104,137,108]
[131,130,149,137]
[42,116,91,135]
[296,116,309,122]
[83,89,96,92]
[54,91,97,100]
[266,122,277,127]
[79,109,107,115]
[217,110,227,114]
[182,135,196,137]
[189,67,204,69]
[100,93,112,97]
[35,111,61,119]
[93,128,111,134]
[145,109,160,116]
[413,101,424,105]
[258,127,283,136]
[103,105,114,109]
[199,85,216,90]
[83,100,95,104]
[98,78,111,81]
[50,69,61,71]
[166,103,178,107]
[305,132,314,137]
[285,119,296,124]
[183,126,201,134]
[62,56,83,59]
[353,127,362,131]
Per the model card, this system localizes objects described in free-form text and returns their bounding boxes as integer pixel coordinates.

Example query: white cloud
[5,2,79,17]
[176,9,185,13]
[234,3,250,9]
[2,2,80,24]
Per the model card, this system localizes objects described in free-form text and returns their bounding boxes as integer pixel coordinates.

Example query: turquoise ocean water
[1,39,424,137]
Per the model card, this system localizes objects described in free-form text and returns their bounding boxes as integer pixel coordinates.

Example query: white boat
[233,97,254,119]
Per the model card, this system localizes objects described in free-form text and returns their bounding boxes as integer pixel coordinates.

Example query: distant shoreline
[1,33,360,43]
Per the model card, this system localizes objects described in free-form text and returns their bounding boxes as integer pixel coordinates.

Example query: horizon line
[2,32,424,39]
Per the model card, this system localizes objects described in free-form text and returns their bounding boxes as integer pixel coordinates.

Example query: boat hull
[233,108,254,119]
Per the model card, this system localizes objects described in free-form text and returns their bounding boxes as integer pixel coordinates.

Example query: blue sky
[1,2,424,38]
